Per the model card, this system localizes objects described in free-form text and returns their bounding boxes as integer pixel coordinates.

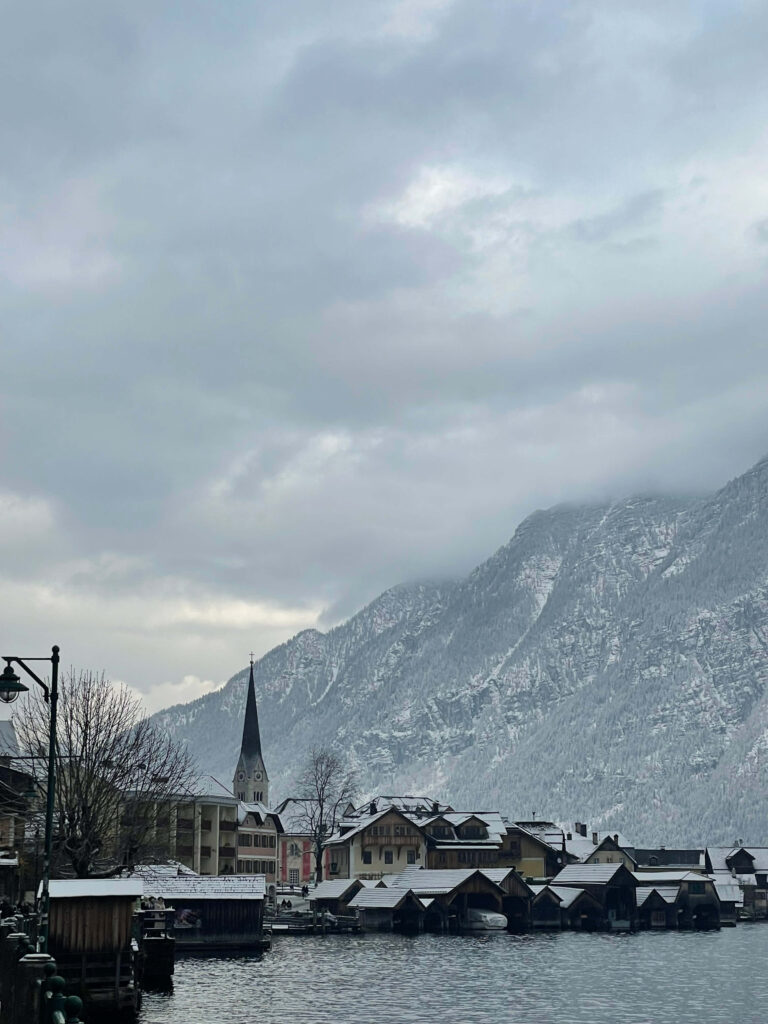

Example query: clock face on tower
[237,771,245,782]
[254,770,263,781]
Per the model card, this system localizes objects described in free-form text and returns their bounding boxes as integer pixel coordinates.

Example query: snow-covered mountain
[151,455,768,845]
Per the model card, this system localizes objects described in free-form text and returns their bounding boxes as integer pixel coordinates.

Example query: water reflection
[138,927,768,1024]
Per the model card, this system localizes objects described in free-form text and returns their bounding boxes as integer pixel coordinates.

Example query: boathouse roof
[308,879,362,902]
[46,879,143,899]
[133,872,266,901]
[554,863,636,886]
[348,887,425,910]
[633,870,710,885]
[635,886,680,906]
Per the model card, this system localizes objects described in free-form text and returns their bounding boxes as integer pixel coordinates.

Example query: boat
[465,908,507,930]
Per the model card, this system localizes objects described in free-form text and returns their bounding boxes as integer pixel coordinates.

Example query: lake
[138,926,768,1024]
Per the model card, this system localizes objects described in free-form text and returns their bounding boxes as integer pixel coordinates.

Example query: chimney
[574,822,581,834]
[592,832,598,845]
[566,832,572,840]
[613,834,619,844]
[432,802,439,814]
[580,824,587,837]
[369,801,377,815]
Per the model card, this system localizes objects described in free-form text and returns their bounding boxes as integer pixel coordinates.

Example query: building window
[238,834,252,847]
[362,850,372,865]
[289,842,301,857]
[238,791,245,801]
[406,849,416,864]
[384,850,393,865]
[688,881,705,895]
[289,868,299,885]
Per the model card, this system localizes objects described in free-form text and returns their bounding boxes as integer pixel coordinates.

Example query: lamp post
[0,645,59,953]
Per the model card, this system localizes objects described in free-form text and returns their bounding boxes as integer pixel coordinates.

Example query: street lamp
[0,646,59,953]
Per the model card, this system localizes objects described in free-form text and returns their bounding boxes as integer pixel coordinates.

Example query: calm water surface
[139,927,768,1024]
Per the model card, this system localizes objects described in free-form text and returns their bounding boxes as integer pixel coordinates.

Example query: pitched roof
[47,879,143,899]
[307,879,361,902]
[348,887,425,910]
[712,881,742,905]
[633,871,710,885]
[554,863,635,885]
[707,846,768,873]
[549,885,592,909]
[133,870,265,901]
[187,775,239,802]
[635,886,680,906]
[383,867,502,896]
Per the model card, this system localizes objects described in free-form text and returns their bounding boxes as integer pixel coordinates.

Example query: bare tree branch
[294,748,356,883]
[14,669,197,878]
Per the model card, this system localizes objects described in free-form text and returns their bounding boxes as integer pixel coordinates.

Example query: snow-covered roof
[348,887,424,910]
[707,846,768,873]
[324,808,404,846]
[549,885,590,909]
[383,867,502,896]
[238,801,282,829]
[713,881,742,905]
[134,873,265,901]
[353,796,450,817]
[186,775,239,802]
[308,879,361,902]
[635,886,680,906]
[633,871,710,885]
[554,863,633,885]
[0,721,19,758]
[131,861,197,877]
[46,879,143,899]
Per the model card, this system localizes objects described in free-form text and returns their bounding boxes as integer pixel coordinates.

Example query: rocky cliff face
[152,455,768,845]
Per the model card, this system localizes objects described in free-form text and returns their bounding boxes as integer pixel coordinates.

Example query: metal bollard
[64,994,84,1022]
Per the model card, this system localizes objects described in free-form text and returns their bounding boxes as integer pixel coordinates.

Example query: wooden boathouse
[44,878,144,1013]
[133,867,267,949]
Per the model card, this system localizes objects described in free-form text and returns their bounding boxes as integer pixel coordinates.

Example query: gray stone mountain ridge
[151,453,768,845]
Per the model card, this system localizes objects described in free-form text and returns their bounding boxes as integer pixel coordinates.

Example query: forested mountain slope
[152,455,768,844]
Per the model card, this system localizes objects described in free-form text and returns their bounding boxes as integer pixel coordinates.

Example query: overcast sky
[2,0,768,715]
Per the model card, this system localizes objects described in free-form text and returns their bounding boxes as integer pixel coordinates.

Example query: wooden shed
[44,878,143,1013]
[133,869,267,949]
[347,886,426,932]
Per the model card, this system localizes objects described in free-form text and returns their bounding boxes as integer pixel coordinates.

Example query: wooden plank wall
[49,897,135,953]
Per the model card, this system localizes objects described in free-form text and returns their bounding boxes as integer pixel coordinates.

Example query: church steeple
[233,655,269,806]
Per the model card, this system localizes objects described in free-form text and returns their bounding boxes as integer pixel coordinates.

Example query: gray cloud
[2,0,768,710]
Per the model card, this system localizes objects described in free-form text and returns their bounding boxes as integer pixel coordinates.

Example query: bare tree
[295,748,356,883]
[14,670,196,878]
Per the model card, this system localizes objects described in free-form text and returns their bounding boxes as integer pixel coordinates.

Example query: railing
[176,817,195,830]
[219,820,237,832]
[200,845,212,858]
[219,846,236,858]
[362,833,421,846]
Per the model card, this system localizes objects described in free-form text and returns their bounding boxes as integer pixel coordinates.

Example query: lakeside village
[1,663,767,1020]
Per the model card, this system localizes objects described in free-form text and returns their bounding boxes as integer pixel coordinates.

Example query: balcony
[362,834,420,847]
[219,846,236,858]
[200,846,212,858]
[201,819,212,832]
[177,844,194,858]
[176,817,195,830]
[219,820,237,832]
